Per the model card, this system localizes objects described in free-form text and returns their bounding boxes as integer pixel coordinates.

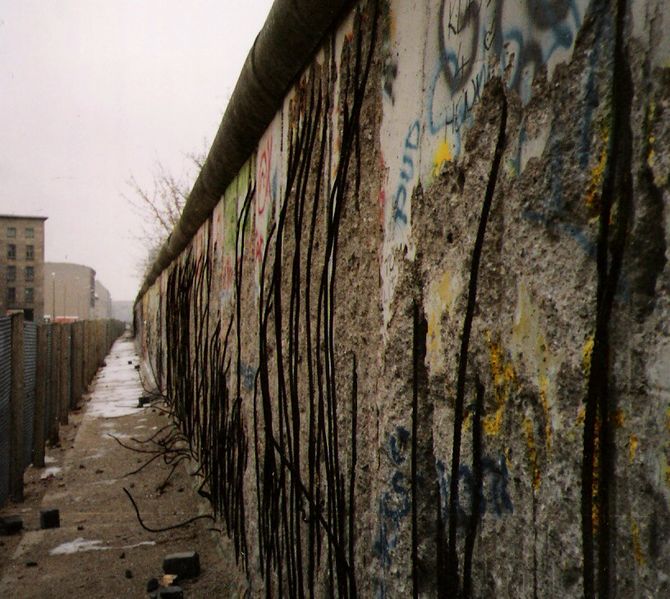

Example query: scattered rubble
[162,551,200,580]
[0,516,23,536]
[158,586,183,598]
[39,509,60,529]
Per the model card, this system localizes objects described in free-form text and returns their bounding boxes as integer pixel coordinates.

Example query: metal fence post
[71,322,83,407]
[59,324,70,425]
[33,324,47,468]
[48,324,61,445]
[9,312,24,502]
[82,321,90,388]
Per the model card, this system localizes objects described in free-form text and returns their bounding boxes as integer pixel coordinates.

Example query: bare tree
[126,146,207,278]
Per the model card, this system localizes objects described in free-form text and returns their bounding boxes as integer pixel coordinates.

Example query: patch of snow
[121,540,156,550]
[85,338,146,419]
[81,452,105,460]
[50,538,107,555]
[50,538,155,556]
[40,466,62,479]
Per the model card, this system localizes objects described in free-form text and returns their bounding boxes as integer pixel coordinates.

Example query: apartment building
[0,215,47,321]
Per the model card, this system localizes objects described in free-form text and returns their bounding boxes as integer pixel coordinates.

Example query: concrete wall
[136,0,670,596]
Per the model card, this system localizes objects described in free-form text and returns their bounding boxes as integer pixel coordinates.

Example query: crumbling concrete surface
[135,0,670,596]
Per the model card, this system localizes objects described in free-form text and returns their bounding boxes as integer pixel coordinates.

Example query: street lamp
[51,272,55,319]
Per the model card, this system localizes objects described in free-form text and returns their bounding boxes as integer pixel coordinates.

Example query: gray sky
[0,0,274,301]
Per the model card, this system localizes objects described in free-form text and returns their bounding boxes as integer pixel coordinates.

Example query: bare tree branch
[125,147,207,278]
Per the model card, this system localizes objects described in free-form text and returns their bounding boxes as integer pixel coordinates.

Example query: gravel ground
[0,336,245,598]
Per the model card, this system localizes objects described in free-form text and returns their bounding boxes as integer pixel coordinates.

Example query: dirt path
[0,335,243,598]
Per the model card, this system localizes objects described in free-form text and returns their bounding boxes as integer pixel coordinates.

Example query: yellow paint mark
[631,519,645,566]
[432,141,453,176]
[576,405,586,426]
[426,310,442,365]
[583,120,610,213]
[584,147,607,211]
[523,417,541,491]
[511,281,561,443]
[612,408,625,428]
[461,408,474,434]
[483,334,516,436]
[425,270,463,375]
[628,434,639,463]
[483,408,505,437]
[582,335,594,377]
[647,148,656,168]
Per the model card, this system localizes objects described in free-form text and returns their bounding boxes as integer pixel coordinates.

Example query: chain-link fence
[0,314,125,506]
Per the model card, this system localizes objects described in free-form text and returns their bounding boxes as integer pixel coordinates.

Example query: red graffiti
[222,256,234,291]
[256,134,273,216]
[254,231,264,264]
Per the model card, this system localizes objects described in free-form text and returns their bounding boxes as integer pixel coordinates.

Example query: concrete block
[158,586,183,598]
[162,551,200,579]
[0,516,23,535]
[39,509,60,529]
[137,395,152,407]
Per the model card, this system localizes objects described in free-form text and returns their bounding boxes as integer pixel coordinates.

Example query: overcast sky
[0,0,274,301]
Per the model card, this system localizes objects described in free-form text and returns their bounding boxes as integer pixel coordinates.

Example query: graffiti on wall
[374,426,411,598]
[435,454,513,525]
[254,118,281,291]
[380,0,589,324]
[374,426,411,567]
[219,162,252,305]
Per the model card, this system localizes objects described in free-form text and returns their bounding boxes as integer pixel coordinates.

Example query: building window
[25,288,34,304]
[25,266,34,281]
[7,227,16,238]
[26,245,34,260]
[7,244,16,260]
[7,287,16,304]
[25,227,34,238]
[6,265,16,282]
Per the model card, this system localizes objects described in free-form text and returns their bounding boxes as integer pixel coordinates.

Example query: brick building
[0,215,47,321]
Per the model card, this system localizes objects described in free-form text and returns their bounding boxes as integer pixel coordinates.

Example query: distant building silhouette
[112,300,133,323]
[44,262,94,320]
[93,279,112,319]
